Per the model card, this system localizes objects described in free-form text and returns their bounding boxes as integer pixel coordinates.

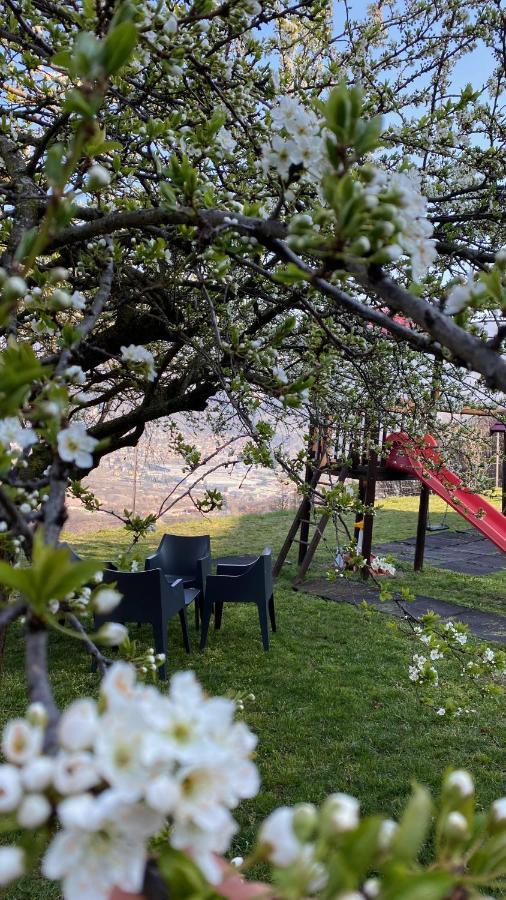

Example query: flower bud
[378,818,397,850]
[292,802,318,842]
[445,770,474,799]
[22,756,54,792]
[321,792,359,834]
[444,810,468,840]
[86,164,111,190]
[26,702,48,728]
[96,622,128,646]
[490,797,506,831]
[3,276,27,301]
[17,793,51,828]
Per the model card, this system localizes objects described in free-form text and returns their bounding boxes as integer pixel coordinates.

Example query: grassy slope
[2,498,506,897]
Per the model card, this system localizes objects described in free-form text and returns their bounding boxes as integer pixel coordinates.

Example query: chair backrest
[151,533,211,575]
[60,542,82,563]
[229,548,272,603]
[99,568,165,625]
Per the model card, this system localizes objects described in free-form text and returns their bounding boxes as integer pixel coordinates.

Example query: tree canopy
[0,0,505,482]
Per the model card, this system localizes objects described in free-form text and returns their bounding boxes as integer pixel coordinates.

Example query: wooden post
[298,423,319,565]
[361,448,377,580]
[414,483,430,571]
[295,512,330,583]
[273,468,321,577]
[354,478,366,542]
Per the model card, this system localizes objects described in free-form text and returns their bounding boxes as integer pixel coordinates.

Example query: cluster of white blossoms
[120,344,157,382]
[364,168,438,280]
[0,664,259,899]
[408,653,438,686]
[261,97,328,182]
[370,555,396,576]
[444,621,468,645]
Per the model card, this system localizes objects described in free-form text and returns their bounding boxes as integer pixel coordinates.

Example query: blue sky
[332,0,496,93]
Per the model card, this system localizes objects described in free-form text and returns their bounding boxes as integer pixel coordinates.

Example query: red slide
[385,432,506,553]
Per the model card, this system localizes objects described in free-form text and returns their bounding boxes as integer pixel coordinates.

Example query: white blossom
[2,718,43,765]
[120,344,156,382]
[0,765,23,812]
[57,423,98,468]
[65,366,86,385]
[445,276,486,316]
[59,700,99,752]
[93,588,122,614]
[0,847,25,885]
[43,791,163,900]
[0,417,37,452]
[53,751,100,795]
[259,806,301,866]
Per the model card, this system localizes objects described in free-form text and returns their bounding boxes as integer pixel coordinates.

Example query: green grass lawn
[2,497,506,897]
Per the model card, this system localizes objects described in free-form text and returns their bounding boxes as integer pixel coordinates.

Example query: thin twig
[65,613,112,677]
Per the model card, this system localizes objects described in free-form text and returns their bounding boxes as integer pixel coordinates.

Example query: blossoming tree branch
[0,0,505,896]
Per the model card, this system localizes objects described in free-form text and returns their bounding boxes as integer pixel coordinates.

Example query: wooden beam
[273,468,321,577]
[414,484,430,570]
[294,512,330,583]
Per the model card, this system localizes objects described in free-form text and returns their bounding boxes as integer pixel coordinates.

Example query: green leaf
[274,264,310,285]
[102,21,137,75]
[157,846,220,899]
[51,49,72,69]
[382,871,456,900]
[0,531,100,611]
[0,341,46,416]
[44,142,66,187]
[390,783,432,863]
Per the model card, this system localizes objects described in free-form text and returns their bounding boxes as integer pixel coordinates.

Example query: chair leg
[194,597,200,631]
[179,607,191,654]
[257,602,270,651]
[199,599,212,651]
[153,621,168,681]
[268,594,276,632]
[214,601,223,630]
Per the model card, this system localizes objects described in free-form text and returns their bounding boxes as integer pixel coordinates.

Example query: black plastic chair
[199,548,276,651]
[94,568,191,680]
[145,534,211,629]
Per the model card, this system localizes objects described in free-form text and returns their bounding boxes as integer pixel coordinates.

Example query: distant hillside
[66,422,299,533]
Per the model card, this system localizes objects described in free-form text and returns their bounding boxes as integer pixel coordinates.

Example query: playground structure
[274,415,506,583]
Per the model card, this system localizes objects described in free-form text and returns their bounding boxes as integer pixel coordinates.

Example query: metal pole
[502,432,506,516]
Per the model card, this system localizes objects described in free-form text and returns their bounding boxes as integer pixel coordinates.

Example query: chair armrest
[196,554,212,590]
[161,576,185,614]
[144,552,160,571]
